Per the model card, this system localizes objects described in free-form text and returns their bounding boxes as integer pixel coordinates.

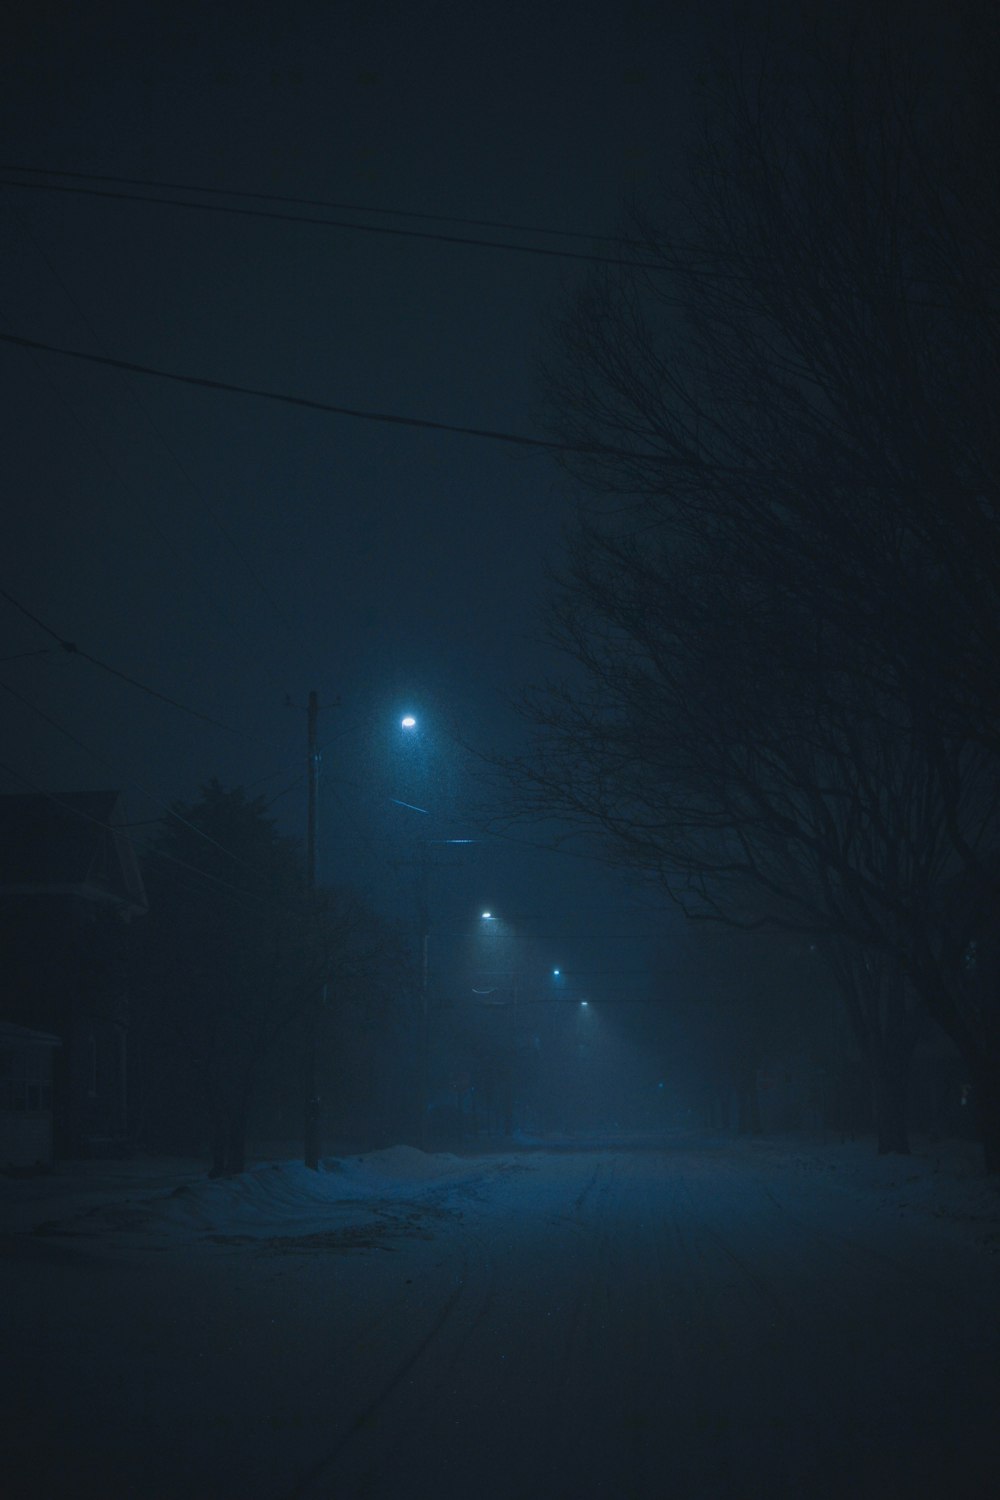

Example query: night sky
[0,1,743,1000]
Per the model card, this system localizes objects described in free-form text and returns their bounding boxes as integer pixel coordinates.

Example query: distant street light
[401,715,417,729]
[481,910,494,920]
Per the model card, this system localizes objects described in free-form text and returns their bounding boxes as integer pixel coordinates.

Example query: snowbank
[5,1133,999,1254]
[2,1146,499,1243]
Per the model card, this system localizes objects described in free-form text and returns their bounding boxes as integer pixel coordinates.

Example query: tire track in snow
[282,1219,498,1500]
[748,1171,1000,1478]
[662,1149,998,1497]
[279,1159,542,1499]
[649,1155,848,1496]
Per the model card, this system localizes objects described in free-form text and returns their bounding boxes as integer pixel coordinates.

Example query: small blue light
[553,968,560,976]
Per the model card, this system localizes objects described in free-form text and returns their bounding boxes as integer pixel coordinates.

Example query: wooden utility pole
[418,842,430,1149]
[307,690,319,890]
[304,689,321,1170]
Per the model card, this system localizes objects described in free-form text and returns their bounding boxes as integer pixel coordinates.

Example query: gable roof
[0,1020,62,1048]
[0,791,148,915]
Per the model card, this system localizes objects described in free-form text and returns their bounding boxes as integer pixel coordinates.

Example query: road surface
[4,1139,999,1498]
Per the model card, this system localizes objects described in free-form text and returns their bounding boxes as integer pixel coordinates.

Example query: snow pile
[9,1134,1000,1254]
[16,1148,497,1243]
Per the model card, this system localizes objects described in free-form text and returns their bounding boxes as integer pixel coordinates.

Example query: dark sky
[0,0,727,1000]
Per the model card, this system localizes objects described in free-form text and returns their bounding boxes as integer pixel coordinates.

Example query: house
[0,791,147,1163]
[0,1020,61,1170]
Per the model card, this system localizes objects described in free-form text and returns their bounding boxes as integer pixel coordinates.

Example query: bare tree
[506,9,1000,1164]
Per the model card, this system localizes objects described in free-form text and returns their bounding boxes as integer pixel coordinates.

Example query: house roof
[0,1020,62,1048]
[0,791,148,915]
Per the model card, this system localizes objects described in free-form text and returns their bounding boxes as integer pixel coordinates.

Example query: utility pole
[307,690,319,890]
[418,842,430,1150]
[304,689,321,1170]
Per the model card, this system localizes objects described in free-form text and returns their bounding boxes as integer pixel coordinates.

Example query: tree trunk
[736,1067,762,1136]
[208,1109,227,1177]
[208,1103,247,1176]
[967,1059,1000,1175]
[869,1042,912,1156]
[225,1111,247,1175]
[907,959,1000,1174]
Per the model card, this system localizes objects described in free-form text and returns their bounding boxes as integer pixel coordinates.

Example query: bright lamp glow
[481,911,493,920]
[553,968,560,976]
[401,716,417,729]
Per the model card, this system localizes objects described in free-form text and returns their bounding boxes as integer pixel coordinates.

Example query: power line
[0,583,256,737]
[0,756,302,915]
[0,682,298,893]
[6,208,301,650]
[0,297,203,578]
[142,843,293,912]
[0,331,653,460]
[0,162,638,249]
[4,332,973,476]
[0,677,136,783]
[0,175,670,272]
[0,169,975,307]
[0,758,133,835]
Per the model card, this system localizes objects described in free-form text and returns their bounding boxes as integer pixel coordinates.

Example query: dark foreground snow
[3,1134,999,1499]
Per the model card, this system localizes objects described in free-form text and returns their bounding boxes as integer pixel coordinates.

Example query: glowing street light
[401,715,417,730]
[481,910,494,920]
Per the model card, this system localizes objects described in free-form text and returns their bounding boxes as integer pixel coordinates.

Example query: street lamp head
[552,968,560,977]
[481,911,493,920]
[580,999,589,1008]
[401,715,417,730]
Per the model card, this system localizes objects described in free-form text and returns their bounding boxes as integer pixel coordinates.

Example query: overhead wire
[0,174,671,272]
[4,167,880,927]
[0,331,668,462]
[0,300,203,578]
[0,744,661,983]
[0,648,53,664]
[6,208,301,651]
[0,162,643,246]
[3,209,312,719]
[0,755,278,910]
[7,330,972,484]
[4,774,305,920]
[0,757,135,835]
[0,583,258,738]
[0,167,976,306]
[0,616,617,885]
[0,677,284,886]
[0,757,657,979]
[4,201,308,732]
[0,576,675,889]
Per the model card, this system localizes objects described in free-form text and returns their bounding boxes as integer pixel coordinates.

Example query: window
[0,1044,54,1112]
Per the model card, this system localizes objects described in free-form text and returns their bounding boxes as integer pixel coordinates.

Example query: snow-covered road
[4,1137,1000,1498]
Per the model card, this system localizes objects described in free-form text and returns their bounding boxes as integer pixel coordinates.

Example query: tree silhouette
[507,8,1000,1164]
